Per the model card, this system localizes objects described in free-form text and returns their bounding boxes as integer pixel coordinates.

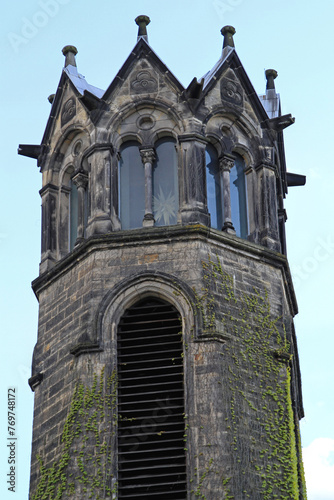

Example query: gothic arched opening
[117,297,187,499]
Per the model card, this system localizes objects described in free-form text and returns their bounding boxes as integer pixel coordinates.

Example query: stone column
[58,185,71,259]
[39,183,58,273]
[178,134,210,226]
[140,146,156,227]
[220,154,236,234]
[255,153,280,251]
[244,165,258,244]
[110,151,121,231]
[85,144,113,237]
[72,170,88,245]
[278,207,287,255]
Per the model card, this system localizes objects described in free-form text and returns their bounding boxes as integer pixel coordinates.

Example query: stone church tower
[19,16,307,499]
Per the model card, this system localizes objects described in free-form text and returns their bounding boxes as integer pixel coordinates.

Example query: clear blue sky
[1,1,333,498]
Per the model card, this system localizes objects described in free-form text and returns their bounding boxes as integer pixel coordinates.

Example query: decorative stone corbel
[28,372,43,392]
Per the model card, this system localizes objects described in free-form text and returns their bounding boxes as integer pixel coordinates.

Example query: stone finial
[135,15,151,42]
[221,25,236,48]
[62,45,78,67]
[265,69,278,90]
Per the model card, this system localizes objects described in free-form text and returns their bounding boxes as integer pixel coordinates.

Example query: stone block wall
[29,226,304,499]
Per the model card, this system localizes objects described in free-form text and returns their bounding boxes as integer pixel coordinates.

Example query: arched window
[205,147,248,238]
[205,144,222,230]
[117,297,186,499]
[58,133,89,257]
[153,138,178,226]
[119,141,145,230]
[118,138,179,229]
[230,154,248,239]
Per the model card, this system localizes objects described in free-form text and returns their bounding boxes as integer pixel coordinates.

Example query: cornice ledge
[39,183,59,196]
[32,225,296,314]
[178,133,208,144]
[254,161,278,174]
[83,142,114,158]
[70,342,103,357]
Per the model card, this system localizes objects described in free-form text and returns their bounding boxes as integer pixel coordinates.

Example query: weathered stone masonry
[20,16,307,500]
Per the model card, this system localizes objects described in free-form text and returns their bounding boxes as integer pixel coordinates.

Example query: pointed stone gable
[104,58,180,110]
[203,63,267,139]
[52,78,91,139]
[102,39,184,113]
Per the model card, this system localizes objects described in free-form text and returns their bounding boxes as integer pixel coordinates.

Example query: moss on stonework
[194,254,307,499]
[32,367,118,500]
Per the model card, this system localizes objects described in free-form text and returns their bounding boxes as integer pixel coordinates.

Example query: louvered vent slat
[117,298,186,499]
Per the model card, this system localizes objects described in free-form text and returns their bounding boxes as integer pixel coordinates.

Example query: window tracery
[118,138,178,229]
[205,145,248,238]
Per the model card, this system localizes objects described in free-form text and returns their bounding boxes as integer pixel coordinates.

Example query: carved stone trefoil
[61,98,76,126]
[130,70,158,95]
[220,77,243,107]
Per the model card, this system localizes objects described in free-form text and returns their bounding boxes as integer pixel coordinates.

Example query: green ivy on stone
[193,254,307,499]
[32,367,117,500]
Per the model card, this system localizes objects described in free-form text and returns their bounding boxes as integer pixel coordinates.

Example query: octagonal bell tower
[19,16,307,500]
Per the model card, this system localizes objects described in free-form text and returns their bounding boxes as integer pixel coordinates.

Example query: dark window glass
[119,141,145,230]
[230,154,248,238]
[206,145,222,230]
[153,138,178,226]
